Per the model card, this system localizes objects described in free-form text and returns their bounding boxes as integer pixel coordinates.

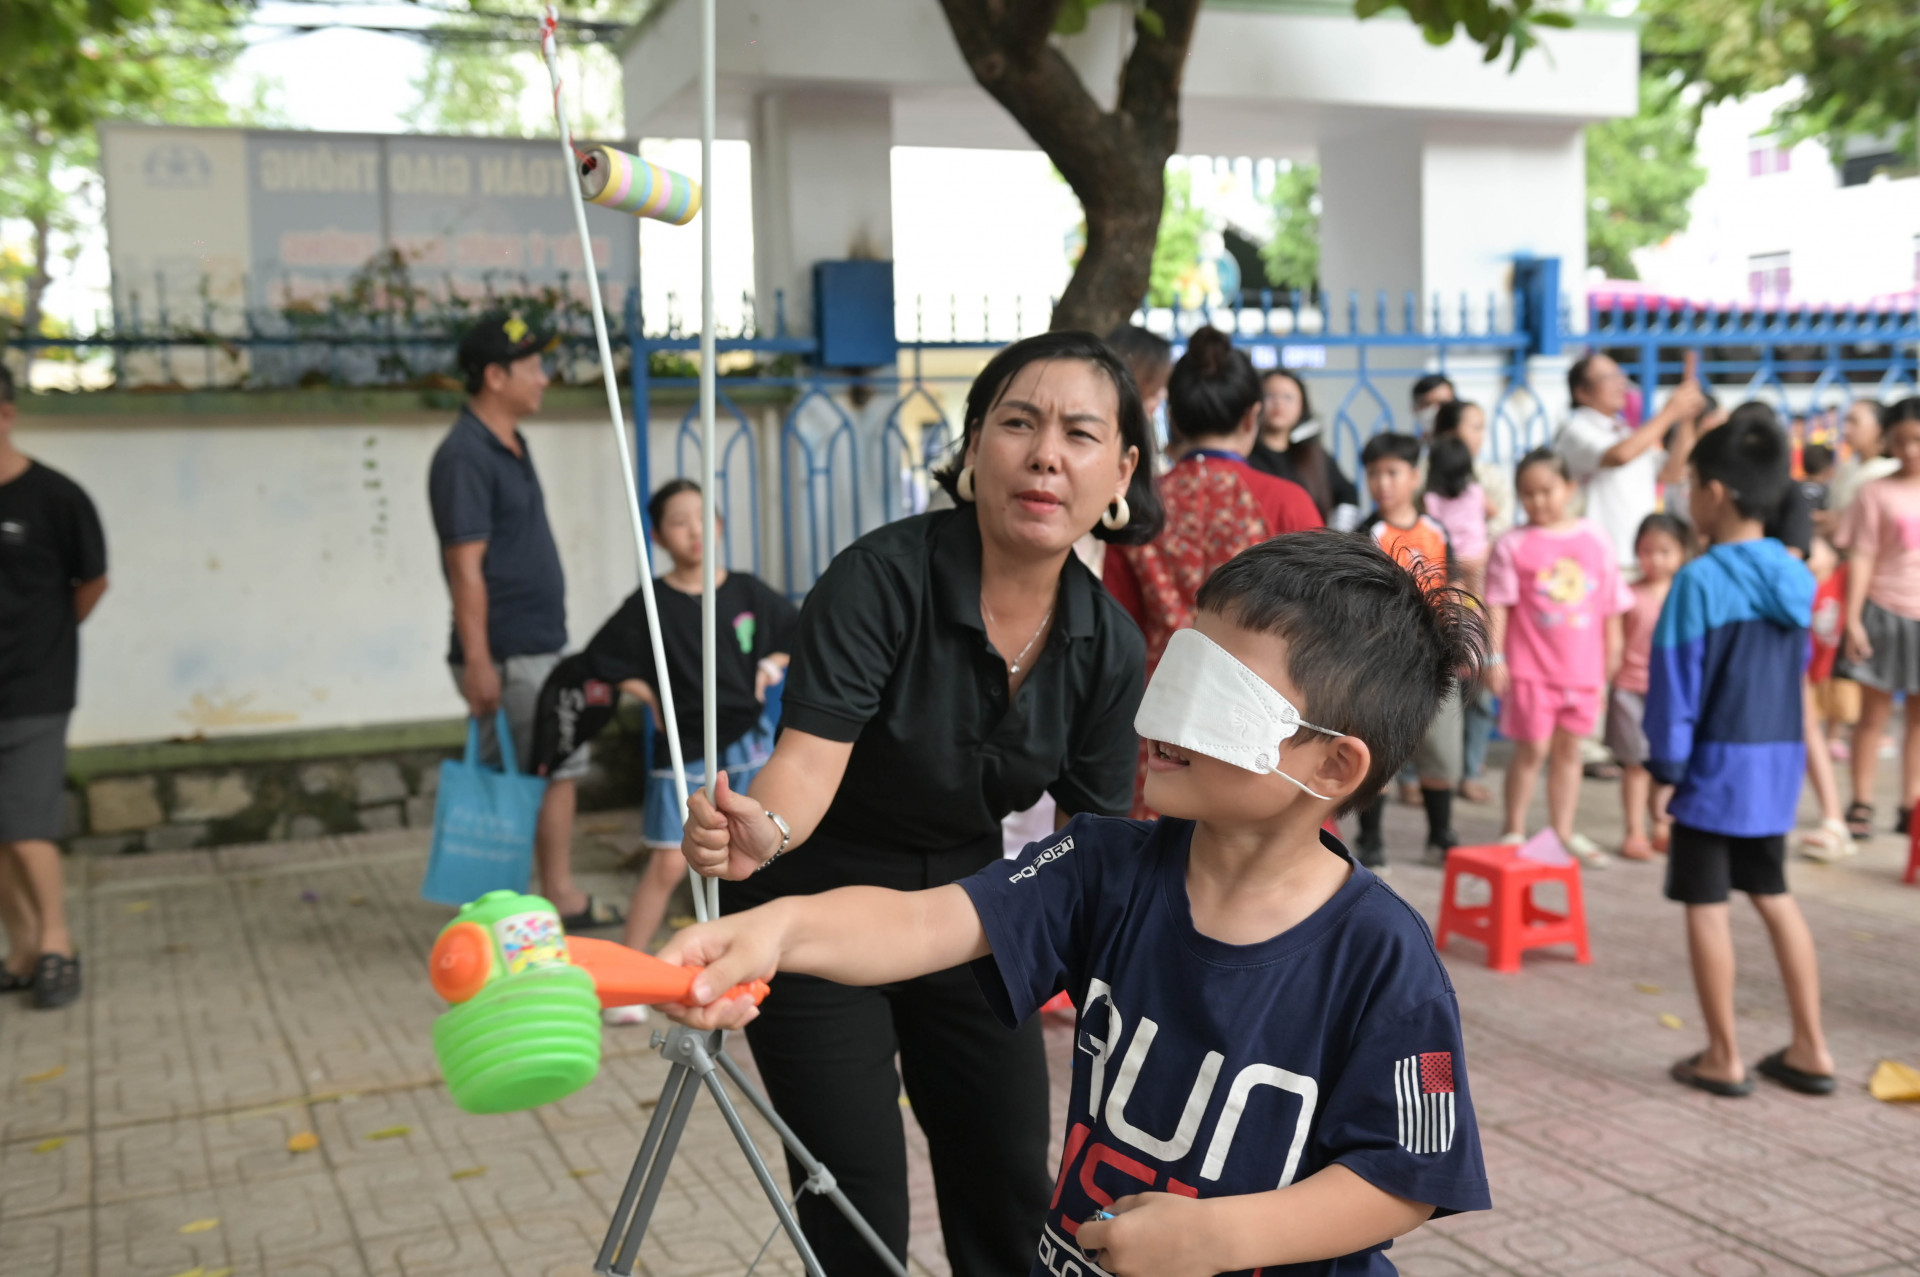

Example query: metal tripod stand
[595,1023,910,1277]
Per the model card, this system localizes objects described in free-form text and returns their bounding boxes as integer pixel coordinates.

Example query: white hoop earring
[957,465,976,503]
[1101,495,1131,531]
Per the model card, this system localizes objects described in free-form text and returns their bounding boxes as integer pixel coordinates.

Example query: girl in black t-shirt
[557,480,798,954]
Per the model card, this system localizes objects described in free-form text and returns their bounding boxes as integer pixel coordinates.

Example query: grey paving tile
[0,1130,91,1219]
[0,1205,92,1277]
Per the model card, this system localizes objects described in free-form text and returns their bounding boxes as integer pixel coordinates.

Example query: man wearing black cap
[428,311,619,929]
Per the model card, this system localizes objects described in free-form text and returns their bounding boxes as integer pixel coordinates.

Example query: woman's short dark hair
[1411,373,1454,407]
[647,477,702,532]
[931,330,1164,546]
[1104,324,1173,390]
[1167,328,1261,444]
[1260,366,1313,429]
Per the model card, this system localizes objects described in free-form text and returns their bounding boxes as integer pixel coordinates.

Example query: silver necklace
[982,597,1054,675]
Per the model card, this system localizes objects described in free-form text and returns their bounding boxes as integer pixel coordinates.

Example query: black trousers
[725,838,1054,1277]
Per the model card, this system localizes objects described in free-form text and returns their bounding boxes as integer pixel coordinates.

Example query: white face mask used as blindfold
[1134,628,1339,801]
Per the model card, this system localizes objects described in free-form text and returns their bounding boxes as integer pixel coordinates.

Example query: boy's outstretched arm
[654,884,989,1031]
[1076,1164,1434,1277]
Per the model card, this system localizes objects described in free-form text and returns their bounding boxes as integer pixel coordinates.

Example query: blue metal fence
[631,284,1559,596]
[21,270,1920,601]
[1586,295,1920,414]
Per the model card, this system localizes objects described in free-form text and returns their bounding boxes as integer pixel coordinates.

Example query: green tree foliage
[407,3,634,139]
[2,0,245,362]
[1147,168,1207,306]
[1260,162,1320,293]
[1585,72,1706,280]
[1641,0,1920,153]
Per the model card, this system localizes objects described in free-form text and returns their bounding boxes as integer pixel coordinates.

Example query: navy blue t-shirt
[959,816,1490,1277]
[427,410,568,665]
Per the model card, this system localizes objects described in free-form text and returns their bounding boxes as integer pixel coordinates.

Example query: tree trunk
[936,0,1203,336]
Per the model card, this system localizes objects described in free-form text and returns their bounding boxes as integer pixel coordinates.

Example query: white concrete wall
[1321,119,1585,324]
[16,412,697,748]
[1636,89,1920,305]
[750,91,895,336]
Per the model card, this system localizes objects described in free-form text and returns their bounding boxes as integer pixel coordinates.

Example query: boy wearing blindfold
[668,532,1492,1276]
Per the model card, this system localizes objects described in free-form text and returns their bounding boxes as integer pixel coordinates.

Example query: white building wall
[16,412,696,748]
[1636,89,1920,304]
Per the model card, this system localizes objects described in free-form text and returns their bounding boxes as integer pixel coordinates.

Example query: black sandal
[1670,1052,1753,1097]
[558,896,626,932]
[1756,1048,1837,1096]
[1844,801,1874,841]
[0,964,35,993]
[31,953,82,1009]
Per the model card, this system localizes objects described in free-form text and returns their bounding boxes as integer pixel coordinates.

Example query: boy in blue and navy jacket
[1646,405,1836,1099]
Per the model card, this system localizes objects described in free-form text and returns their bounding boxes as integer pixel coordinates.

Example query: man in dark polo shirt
[428,312,618,929]
[0,362,107,1009]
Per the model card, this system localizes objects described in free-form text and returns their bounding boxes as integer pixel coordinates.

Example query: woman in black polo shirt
[680,330,1162,1277]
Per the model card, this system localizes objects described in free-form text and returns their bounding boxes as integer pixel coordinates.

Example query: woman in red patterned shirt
[1104,328,1323,814]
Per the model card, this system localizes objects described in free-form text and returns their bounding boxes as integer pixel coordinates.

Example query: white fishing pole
[540,8,712,924]
[697,0,721,924]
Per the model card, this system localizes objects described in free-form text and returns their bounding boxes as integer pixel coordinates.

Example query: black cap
[457,309,558,382]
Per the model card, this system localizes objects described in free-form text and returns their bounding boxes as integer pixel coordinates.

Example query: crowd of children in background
[1300,369,1920,884]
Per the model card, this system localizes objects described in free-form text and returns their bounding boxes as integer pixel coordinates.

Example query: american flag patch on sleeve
[1394,1052,1456,1154]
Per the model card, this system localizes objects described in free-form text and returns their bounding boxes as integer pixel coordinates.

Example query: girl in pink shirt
[1607,514,1690,860]
[1484,448,1634,866]
[1424,429,1489,595]
[1835,398,1920,838]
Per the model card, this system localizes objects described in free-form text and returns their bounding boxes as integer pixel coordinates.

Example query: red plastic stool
[1906,820,1919,885]
[1435,844,1591,972]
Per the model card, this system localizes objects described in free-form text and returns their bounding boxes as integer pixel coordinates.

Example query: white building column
[749,90,894,337]
[1317,120,1425,328]
[1318,117,1587,331]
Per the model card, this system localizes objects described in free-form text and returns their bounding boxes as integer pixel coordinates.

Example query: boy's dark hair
[1800,442,1834,476]
[1104,324,1173,390]
[1635,511,1693,558]
[1515,445,1571,484]
[1360,432,1421,470]
[1410,373,1453,407]
[1196,533,1488,815]
[931,330,1165,545]
[0,360,14,404]
[1691,403,1791,520]
[647,477,702,532]
[1425,433,1476,500]
[1166,328,1260,444]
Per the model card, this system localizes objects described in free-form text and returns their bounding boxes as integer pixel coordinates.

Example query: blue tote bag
[420,710,549,906]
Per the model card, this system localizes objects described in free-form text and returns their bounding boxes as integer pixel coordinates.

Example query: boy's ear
[1311,735,1372,807]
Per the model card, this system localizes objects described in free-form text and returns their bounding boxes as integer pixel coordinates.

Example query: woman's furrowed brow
[993,397,1110,426]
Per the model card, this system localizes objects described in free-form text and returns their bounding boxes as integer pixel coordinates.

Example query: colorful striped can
[577,145,701,225]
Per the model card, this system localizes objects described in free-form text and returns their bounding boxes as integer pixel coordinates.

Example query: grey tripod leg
[598,1059,701,1276]
[717,1052,911,1277]
[596,1025,838,1277]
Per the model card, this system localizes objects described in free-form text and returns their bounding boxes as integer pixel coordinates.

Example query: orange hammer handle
[567,937,768,1009]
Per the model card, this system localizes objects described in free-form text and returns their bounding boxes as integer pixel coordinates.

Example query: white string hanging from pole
[696,0,721,925]
[539,8,713,924]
